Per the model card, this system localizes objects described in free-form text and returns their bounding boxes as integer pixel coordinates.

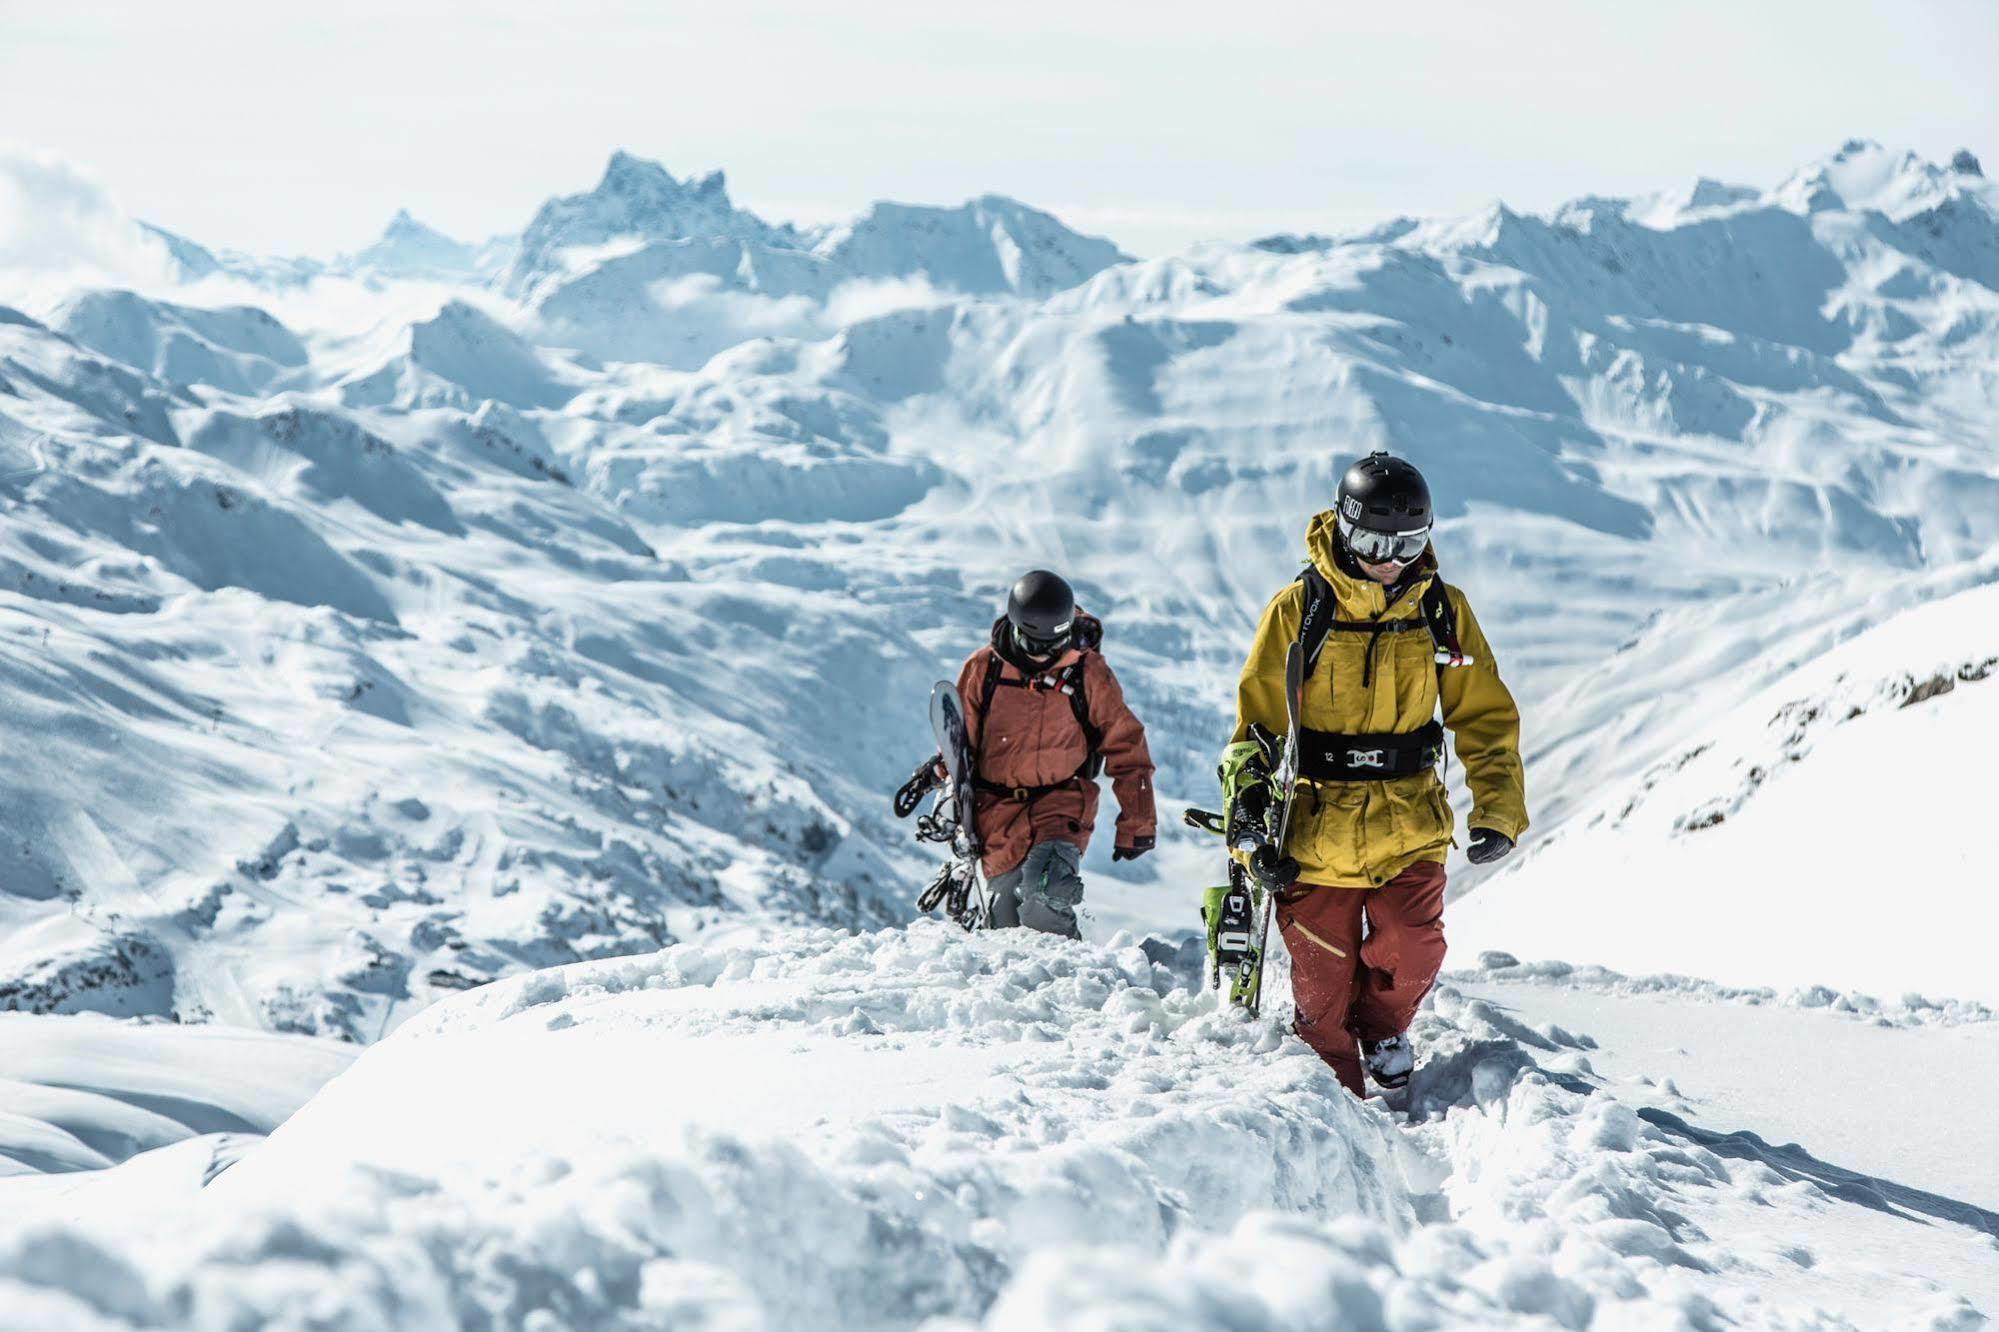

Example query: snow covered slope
[3,138,1997,1042]
[0,1012,350,1193]
[1454,575,1999,1002]
[3,925,1989,1329]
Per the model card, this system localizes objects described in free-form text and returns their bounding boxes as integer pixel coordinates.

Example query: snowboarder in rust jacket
[1230,452,1526,1097]
[955,570,1157,936]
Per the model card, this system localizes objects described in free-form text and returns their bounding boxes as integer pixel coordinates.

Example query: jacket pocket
[1430,783,1457,849]
[1382,777,1452,864]
[1293,782,1368,883]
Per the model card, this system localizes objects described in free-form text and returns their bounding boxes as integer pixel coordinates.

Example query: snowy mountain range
[2,139,1996,1327]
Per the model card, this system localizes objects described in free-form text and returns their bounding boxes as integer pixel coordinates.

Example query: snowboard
[913,681,988,929]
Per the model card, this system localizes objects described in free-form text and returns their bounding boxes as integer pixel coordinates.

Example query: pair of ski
[1188,642,1305,1016]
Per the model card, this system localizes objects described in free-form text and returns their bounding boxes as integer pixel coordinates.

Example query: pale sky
[3,0,1995,259]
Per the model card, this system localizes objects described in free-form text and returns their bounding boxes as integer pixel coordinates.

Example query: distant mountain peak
[590,152,737,214]
[1773,139,1962,220]
[344,210,486,281]
[505,152,782,297]
[382,207,432,235]
[812,193,1128,297]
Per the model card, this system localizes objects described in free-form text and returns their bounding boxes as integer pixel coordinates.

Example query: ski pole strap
[1295,719,1444,781]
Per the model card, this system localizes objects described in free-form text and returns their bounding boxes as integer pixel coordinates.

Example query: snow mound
[5,924,1991,1329]
[1455,577,1999,1003]
[1455,951,1997,1028]
[0,1013,351,1181]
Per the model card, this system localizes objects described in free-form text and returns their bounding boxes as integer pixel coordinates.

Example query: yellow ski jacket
[1230,512,1527,888]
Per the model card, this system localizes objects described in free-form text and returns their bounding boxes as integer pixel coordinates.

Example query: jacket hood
[989,609,1103,673]
[1304,510,1438,617]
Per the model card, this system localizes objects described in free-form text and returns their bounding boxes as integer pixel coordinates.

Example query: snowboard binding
[917,857,985,930]
[1201,866,1266,1011]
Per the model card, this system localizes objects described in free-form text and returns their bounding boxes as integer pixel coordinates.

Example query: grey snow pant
[986,840,1084,938]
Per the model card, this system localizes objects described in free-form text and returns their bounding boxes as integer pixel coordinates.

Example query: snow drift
[4,924,1991,1329]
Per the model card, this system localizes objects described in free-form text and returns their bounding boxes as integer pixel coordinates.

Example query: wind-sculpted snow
[5,139,1999,1036]
[2,925,1989,1329]
[1454,576,1999,1003]
[1456,951,1998,1029]
[0,1013,351,1180]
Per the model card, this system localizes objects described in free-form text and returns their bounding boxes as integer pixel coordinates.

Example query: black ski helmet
[1335,451,1433,564]
[1006,570,1076,657]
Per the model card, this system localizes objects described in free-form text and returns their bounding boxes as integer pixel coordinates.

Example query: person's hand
[1247,843,1299,890]
[1467,828,1514,865]
[1111,836,1154,863]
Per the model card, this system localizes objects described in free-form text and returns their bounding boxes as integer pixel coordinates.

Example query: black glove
[1467,828,1514,865]
[1247,843,1299,891]
[1111,836,1155,863]
[892,755,945,819]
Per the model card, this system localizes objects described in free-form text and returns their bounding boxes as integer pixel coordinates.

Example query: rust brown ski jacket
[956,612,1156,879]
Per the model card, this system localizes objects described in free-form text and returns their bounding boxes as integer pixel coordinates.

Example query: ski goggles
[1013,622,1072,658]
[1338,515,1430,566]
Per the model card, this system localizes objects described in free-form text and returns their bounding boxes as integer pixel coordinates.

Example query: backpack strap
[1063,659,1105,778]
[1418,577,1467,667]
[1294,563,1474,703]
[1296,565,1338,679]
[975,652,1105,785]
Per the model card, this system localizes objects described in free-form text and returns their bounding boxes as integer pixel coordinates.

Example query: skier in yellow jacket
[1229,451,1527,1096]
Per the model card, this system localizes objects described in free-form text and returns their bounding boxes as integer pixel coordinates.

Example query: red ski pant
[1276,860,1448,1097]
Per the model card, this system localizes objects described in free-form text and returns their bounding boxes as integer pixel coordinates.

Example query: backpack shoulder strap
[1419,577,1466,667]
[1296,565,1337,679]
[1064,658,1102,754]
[980,650,1006,709]
[1065,656,1105,779]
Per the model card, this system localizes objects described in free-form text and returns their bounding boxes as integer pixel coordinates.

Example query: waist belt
[1296,720,1443,781]
[973,753,1103,803]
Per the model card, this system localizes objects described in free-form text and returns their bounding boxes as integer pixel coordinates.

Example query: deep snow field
[2,137,1997,1327]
